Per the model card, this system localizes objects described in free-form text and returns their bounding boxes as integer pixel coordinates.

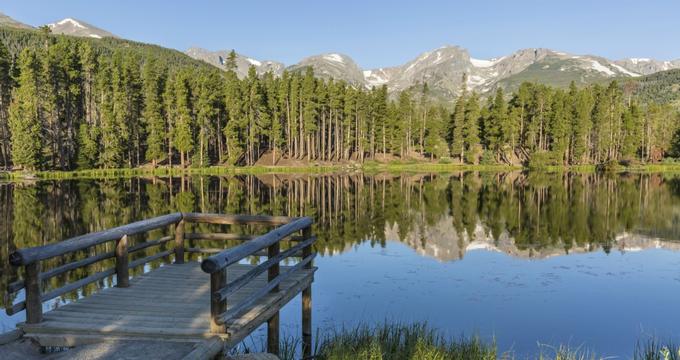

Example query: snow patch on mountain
[588,60,616,76]
[323,54,344,63]
[57,18,85,29]
[610,63,640,77]
[363,69,389,87]
[630,58,651,64]
[470,57,504,68]
[246,58,262,66]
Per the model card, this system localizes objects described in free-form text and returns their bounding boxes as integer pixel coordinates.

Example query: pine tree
[8,49,43,170]
[76,122,99,168]
[98,57,125,168]
[570,84,593,164]
[0,40,12,168]
[548,90,571,164]
[484,88,508,160]
[463,92,481,164]
[172,68,194,167]
[450,74,468,161]
[142,57,167,167]
[620,102,642,160]
[424,106,448,159]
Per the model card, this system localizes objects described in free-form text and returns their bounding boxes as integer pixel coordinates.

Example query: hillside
[0,26,215,73]
[630,69,680,107]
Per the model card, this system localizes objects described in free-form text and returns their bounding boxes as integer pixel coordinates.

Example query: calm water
[1,172,680,357]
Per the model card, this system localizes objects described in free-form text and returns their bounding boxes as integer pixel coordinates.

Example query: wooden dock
[5,213,318,359]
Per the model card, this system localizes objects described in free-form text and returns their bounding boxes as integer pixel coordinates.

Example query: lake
[1,172,679,357]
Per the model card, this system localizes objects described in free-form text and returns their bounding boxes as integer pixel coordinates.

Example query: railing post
[210,268,227,333]
[24,262,43,324]
[301,225,313,358]
[115,235,129,288]
[174,219,185,264]
[267,235,281,355]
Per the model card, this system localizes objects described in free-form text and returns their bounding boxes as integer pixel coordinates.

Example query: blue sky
[3,0,679,68]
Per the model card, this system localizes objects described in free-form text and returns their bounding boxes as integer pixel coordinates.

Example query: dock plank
[20,262,315,347]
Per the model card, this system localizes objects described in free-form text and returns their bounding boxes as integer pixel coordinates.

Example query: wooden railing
[5,212,316,346]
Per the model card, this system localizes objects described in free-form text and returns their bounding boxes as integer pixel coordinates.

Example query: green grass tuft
[313,322,496,360]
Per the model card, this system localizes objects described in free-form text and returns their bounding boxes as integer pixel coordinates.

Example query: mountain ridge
[2,11,679,100]
[189,45,680,99]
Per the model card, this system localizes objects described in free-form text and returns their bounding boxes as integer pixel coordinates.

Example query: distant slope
[287,53,365,85]
[631,69,680,107]
[186,47,284,78]
[0,12,32,29]
[0,26,215,74]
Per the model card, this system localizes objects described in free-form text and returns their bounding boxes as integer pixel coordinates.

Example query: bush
[597,159,623,172]
[527,151,557,169]
[479,151,497,165]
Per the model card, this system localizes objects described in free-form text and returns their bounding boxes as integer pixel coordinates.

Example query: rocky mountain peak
[46,17,117,39]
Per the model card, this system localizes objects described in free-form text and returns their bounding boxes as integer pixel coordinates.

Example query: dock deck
[20,262,315,348]
[6,213,318,359]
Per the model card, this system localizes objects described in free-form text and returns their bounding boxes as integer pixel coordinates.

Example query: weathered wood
[267,312,279,355]
[8,235,172,294]
[182,336,224,360]
[223,274,314,349]
[268,242,280,294]
[41,268,116,303]
[24,261,42,324]
[116,235,129,288]
[8,250,115,294]
[302,226,313,270]
[185,233,257,241]
[0,328,24,345]
[183,213,295,225]
[302,226,313,358]
[215,237,316,302]
[128,235,173,253]
[128,249,173,269]
[201,217,313,273]
[18,262,315,349]
[210,268,227,334]
[186,247,223,254]
[217,255,315,323]
[9,213,182,266]
[302,286,312,359]
[6,300,25,315]
[10,213,318,353]
[175,220,185,264]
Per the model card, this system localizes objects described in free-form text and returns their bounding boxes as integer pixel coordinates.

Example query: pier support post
[174,219,185,264]
[267,312,280,355]
[24,261,42,324]
[302,286,312,358]
[267,240,281,355]
[115,235,129,288]
[210,268,227,333]
[302,225,313,358]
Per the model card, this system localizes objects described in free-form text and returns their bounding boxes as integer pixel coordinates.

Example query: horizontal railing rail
[5,212,315,329]
[200,216,317,333]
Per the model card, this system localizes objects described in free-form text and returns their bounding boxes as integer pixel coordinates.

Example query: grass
[230,322,680,360]
[313,322,496,360]
[6,160,680,182]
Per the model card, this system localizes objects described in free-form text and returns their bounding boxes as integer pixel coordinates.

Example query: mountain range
[191,45,680,99]
[2,11,680,100]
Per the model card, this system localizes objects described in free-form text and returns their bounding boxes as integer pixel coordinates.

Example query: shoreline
[3,162,680,181]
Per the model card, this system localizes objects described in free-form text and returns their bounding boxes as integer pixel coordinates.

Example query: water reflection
[1,172,680,319]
